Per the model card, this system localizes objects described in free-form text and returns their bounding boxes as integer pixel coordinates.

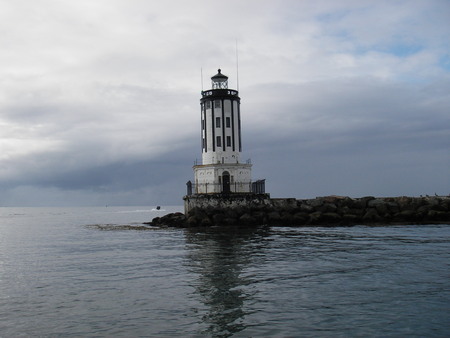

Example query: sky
[0,0,449,206]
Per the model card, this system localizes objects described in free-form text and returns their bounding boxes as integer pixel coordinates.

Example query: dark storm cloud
[245,78,450,151]
[242,77,450,198]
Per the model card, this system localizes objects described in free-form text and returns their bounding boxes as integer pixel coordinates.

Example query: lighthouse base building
[193,162,253,194]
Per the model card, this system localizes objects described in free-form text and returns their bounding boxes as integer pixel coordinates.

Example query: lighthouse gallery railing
[186,180,265,196]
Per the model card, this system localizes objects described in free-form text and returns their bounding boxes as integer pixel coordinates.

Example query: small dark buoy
[156,206,161,210]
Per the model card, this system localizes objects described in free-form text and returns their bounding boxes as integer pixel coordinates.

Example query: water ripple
[0,208,449,336]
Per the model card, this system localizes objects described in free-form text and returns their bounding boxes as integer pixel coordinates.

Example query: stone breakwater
[149,195,450,228]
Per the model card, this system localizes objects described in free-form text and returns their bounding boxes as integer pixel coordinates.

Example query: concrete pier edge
[148,194,450,227]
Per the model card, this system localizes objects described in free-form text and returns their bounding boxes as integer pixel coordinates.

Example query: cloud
[0,0,449,205]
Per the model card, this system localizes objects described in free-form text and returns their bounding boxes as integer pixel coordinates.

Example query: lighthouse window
[214,100,221,108]
[226,136,231,147]
[226,117,231,128]
[205,101,211,109]
[216,136,222,147]
[215,117,221,128]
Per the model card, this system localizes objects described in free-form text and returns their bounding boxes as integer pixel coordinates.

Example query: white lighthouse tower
[188,69,259,195]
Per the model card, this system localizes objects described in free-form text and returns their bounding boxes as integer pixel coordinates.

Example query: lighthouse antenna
[200,67,204,91]
[235,39,240,92]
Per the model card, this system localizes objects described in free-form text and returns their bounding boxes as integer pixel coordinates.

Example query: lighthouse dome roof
[211,69,228,82]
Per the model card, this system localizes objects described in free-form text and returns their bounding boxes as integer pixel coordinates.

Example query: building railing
[201,89,239,97]
[193,158,252,166]
[186,179,265,196]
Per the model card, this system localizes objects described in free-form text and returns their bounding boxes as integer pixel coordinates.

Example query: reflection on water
[183,225,450,337]
[184,226,271,337]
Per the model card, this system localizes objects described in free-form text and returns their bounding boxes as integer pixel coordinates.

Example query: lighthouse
[187,69,264,195]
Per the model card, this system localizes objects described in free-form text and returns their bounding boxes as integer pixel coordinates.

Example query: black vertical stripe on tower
[222,99,226,151]
[231,99,235,152]
[237,102,242,152]
[200,103,203,151]
[211,102,215,152]
[203,103,207,153]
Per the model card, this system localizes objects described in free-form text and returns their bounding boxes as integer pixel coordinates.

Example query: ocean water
[0,206,449,337]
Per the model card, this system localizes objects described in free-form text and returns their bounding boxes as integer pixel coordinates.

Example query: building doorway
[222,171,231,194]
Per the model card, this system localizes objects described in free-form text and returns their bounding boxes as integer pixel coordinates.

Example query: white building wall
[194,163,252,194]
[202,98,240,165]
[202,105,214,164]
